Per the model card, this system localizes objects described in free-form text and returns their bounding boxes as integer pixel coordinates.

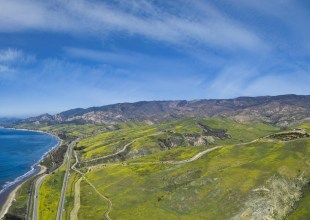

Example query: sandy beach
[0,165,47,218]
[0,182,23,218]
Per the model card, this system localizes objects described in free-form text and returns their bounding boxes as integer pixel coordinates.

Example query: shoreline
[0,181,23,219]
[1,127,62,167]
[0,166,44,219]
[0,128,61,217]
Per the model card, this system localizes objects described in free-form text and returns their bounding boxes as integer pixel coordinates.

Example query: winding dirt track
[82,132,164,164]
[70,136,265,220]
[33,129,305,220]
[88,138,261,171]
[83,140,137,163]
[84,178,112,220]
[72,149,113,220]
[70,177,82,220]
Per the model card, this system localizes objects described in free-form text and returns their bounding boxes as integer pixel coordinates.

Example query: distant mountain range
[15,94,310,127]
[0,117,21,126]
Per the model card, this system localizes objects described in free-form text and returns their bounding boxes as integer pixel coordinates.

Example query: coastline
[0,166,46,219]
[3,127,61,145]
[0,181,23,219]
[0,128,61,218]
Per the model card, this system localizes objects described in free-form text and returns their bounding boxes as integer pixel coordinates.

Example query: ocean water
[0,128,58,194]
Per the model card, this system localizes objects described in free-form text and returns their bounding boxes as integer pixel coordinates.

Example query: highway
[56,139,78,220]
[32,174,47,220]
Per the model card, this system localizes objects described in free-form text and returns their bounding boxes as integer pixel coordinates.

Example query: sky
[0,0,310,117]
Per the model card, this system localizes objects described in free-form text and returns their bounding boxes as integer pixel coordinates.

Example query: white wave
[0,131,61,195]
[0,165,37,194]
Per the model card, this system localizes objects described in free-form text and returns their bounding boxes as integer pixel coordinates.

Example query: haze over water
[0,128,58,193]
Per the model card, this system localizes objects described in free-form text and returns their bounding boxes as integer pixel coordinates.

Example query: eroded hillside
[18,95,310,127]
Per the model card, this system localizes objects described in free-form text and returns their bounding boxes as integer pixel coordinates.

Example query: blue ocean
[0,128,58,195]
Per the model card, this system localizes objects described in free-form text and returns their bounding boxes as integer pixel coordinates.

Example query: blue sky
[0,0,310,117]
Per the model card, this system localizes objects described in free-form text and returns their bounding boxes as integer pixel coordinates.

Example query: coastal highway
[32,174,47,220]
[56,139,78,220]
[32,139,76,220]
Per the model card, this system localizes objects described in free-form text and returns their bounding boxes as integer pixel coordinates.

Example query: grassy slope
[75,118,310,219]
[284,122,310,219]
[38,164,66,220]
[78,179,107,219]
[16,123,109,140]
[286,184,310,220]
[84,138,310,220]
[77,125,157,160]
[12,118,307,219]
[199,118,280,144]
[77,118,279,162]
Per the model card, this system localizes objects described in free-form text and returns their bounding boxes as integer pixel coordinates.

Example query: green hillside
[7,118,310,220]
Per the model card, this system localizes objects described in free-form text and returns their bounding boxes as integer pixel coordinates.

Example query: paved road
[56,139,78,220]
[32,174,47,220]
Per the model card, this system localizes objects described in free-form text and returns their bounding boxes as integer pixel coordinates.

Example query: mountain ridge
[20,94,310,127]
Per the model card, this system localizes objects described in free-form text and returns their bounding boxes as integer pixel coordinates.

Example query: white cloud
[234,0,310,53]
[0,0,267,52]
[207,65,260,98]
[205,63,310,98]
[0,64,13,73]
[0,48,35,64]
[0,48,36,79]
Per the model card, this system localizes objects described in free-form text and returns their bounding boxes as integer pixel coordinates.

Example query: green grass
[128,145,206,163]
[78,179,107,219]
[16,123,110,139]
[38,165,66,220]
[286,184,310,220]
[294,122,310,133]
[76,117,279,164]
[14,118,309,219]
[82,138,310,219]
[199,117,280,144]
[77,125,157,160]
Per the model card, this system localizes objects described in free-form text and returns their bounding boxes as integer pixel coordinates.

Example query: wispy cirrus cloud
[0,0,266,52]
[0,0,309,116]
[223,0,310,55]
[0,64,13,74]
[203,63,310,98]
[0,48,35,64]
[0,48,35,79]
